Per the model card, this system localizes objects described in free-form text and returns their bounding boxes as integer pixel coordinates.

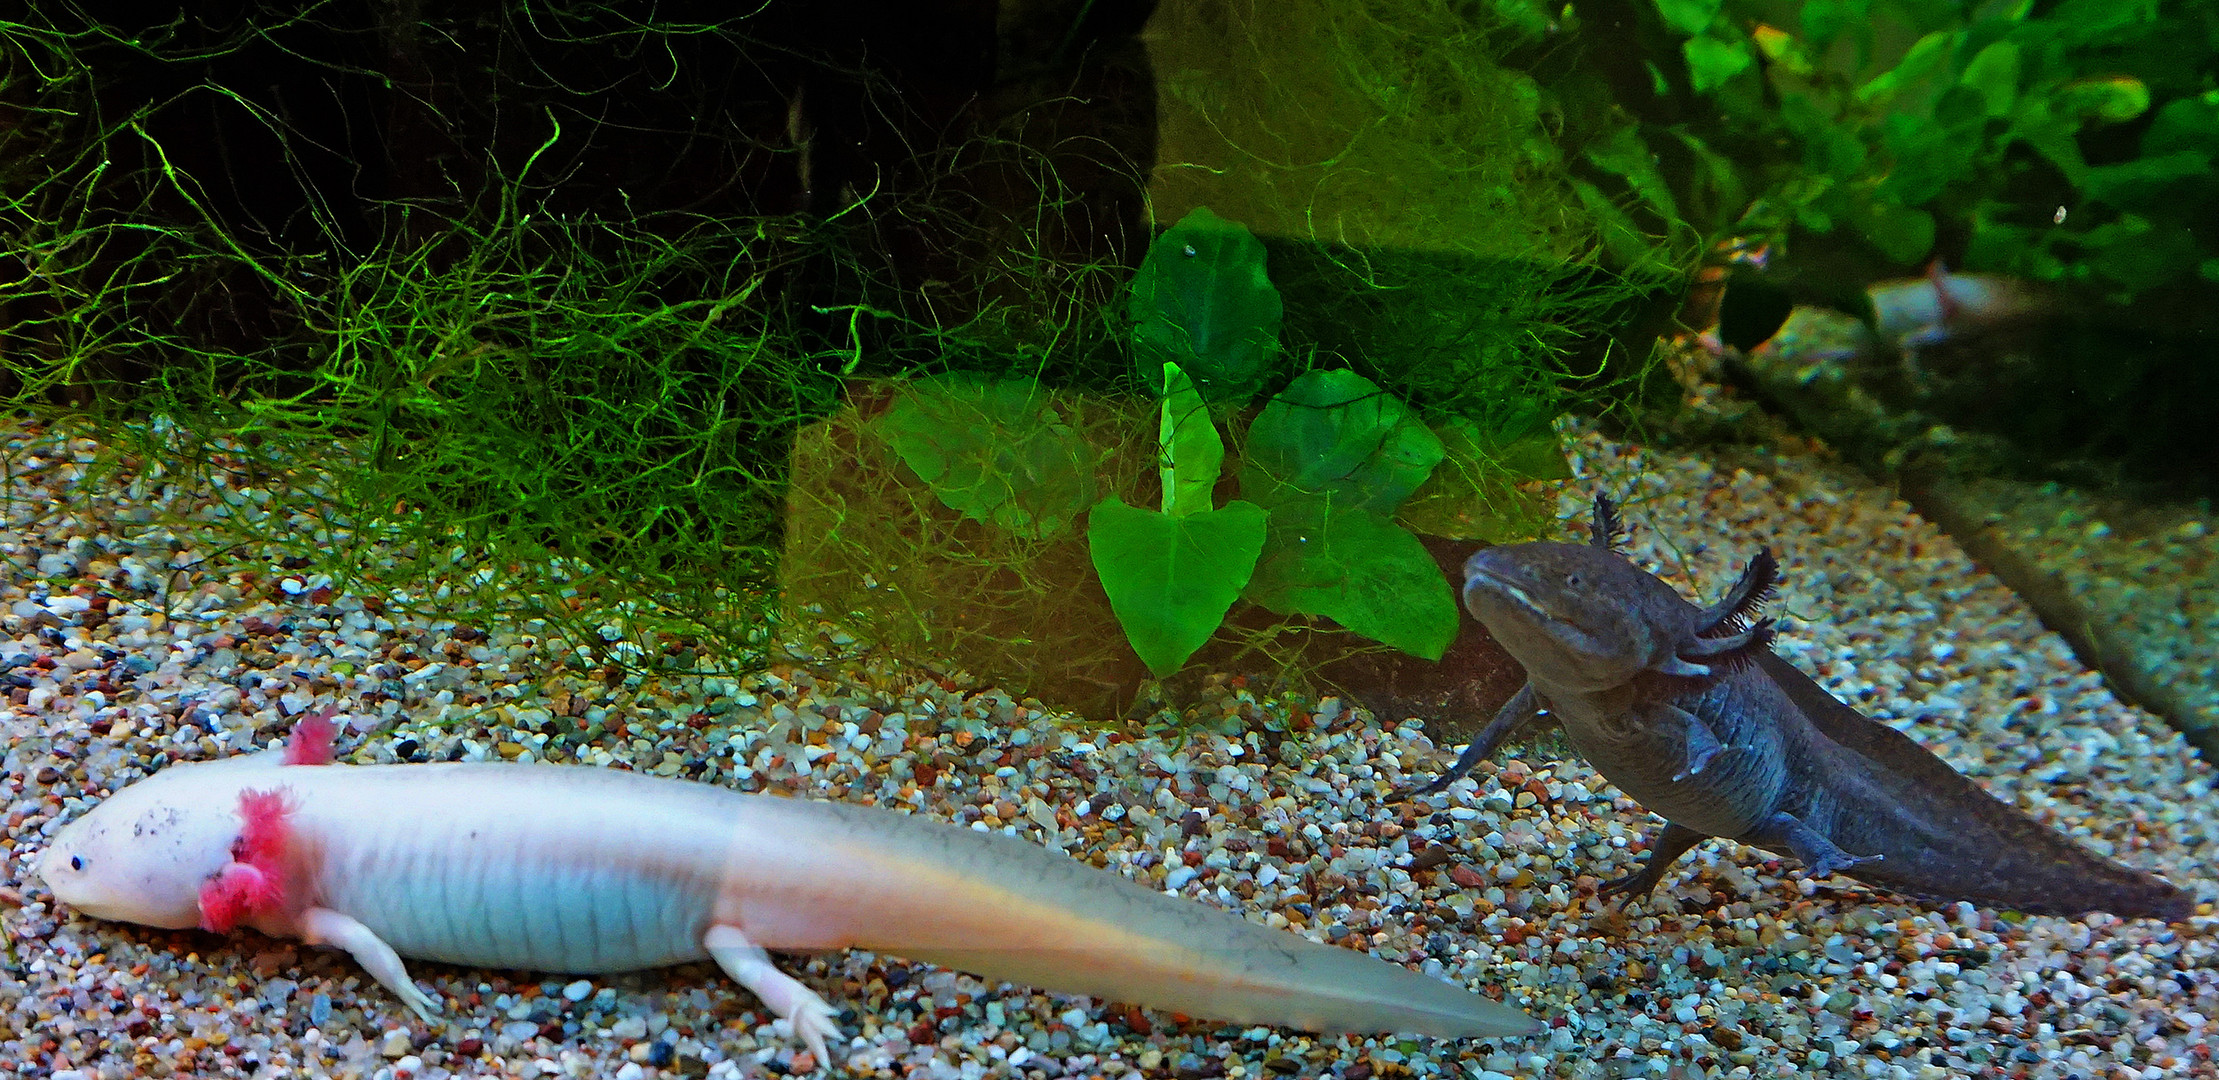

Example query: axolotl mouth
[1461,559,1539,616]
[1461,547,1606,639]
[1459,544,1660,694]
[33,776,240,931]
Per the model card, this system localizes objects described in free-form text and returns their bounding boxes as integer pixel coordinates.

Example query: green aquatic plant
[1086,362,1268,677]
[1094,212,1473,678]
[871,208,1560,684]
[1126,207,1285,404]
[1237,369,1458,659]
[1641,0,2219,292]
[0,4,1147,678]
[872,376,1100,541]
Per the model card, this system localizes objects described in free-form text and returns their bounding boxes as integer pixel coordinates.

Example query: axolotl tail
[1762,653,2196,922]
[768,798,1542,1039]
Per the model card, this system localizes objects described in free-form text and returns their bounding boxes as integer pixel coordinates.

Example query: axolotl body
[39,718,1539,1063]
[1419,495,2193,921]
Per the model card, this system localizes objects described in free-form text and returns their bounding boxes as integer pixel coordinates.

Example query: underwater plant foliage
[872,376,1101,542]
[7,0,1672,713]
[0,2,1156,674]
[783,383,1158,714]
[867,210,1540,687]
[1145,0,1678,395]
[786,0,1693,708]
[1127,208,1285,405]
[1239,369,1447,517]
[1634,0,2219,299]
[1572,0,2219,496]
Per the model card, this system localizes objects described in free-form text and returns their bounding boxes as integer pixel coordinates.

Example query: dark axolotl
[1415,494,2194,921]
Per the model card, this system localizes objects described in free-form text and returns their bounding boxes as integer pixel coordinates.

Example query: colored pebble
[0,417,2211,1079]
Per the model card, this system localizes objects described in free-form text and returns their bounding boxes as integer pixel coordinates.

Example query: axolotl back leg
[1594,816,1889,904]
[1598,822,1708,904]
[705,924,841,1065]
[1743,811,1884,879]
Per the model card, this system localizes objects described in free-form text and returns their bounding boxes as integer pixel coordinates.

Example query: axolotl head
[1461,541,1695,694]
[36,757,270,929]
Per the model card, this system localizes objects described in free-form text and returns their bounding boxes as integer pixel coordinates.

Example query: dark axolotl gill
[1415,494,2195,921]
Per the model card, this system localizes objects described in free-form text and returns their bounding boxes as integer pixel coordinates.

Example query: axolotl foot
[1665,705,1742,783]
[1671,741,1746,782]
[706,924,841,1070]
[1752,811,1883,880]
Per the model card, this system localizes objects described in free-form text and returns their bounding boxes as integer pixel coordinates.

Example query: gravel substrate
[1715,304,2219,750]
[4,417,2213,1079]
[1906,474,2217,746]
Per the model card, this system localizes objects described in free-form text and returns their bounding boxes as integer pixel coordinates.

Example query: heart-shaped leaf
[1129,207,1283,403]
[1239,369,1444,514]
[1398,416,1567,543]
[1243,498,1458,660]
[875,376,1097,539]
[1087,497,1267,677]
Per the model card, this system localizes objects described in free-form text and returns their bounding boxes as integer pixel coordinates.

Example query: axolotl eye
[70,855,83,871]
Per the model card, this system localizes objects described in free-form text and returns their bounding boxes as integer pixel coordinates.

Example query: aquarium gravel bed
[4,418,2213,1080]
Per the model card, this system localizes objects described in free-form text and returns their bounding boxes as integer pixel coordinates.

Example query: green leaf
[1958,40,2020,118]
[1087,497,1268,677]
[2040,0,2158,47]
[1397,417,1566,543]
[875,376,1097,539]
[1854,200,1936,265]
[1654,0,1722,36]
[1683,34,1754,95]
[1877,113,1980,207]
[1585,124,1682,226]
[1244,500,1459,660]
[1670,128,1747,222]
[2054,76,2152,125]
[2006,96,2089,185]
[1239,369,1445,514]
[2144,91,2219,158]
[1798,0,1867,51]
[1570,179,1672,273]
[2082,151,2211,208]
[1129,207,1283,403]
[1488,427,1571,480]
[2080,214,2197,291]
[1750,24,1814,77]
[1489,0,1556,41]
[1158,361,1222,518]
[1856,30,1956,107]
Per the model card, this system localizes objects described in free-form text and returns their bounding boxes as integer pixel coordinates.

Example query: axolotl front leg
[300,907,442,1020]
[1407,686,1744,794]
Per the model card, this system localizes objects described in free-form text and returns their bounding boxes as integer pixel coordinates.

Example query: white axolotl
[36,715,1538,1065]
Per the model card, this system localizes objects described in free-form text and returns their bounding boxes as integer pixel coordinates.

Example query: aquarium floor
[1903,472,2218,757]
[1707,318,2218,753]
[4,418,2213,1080]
